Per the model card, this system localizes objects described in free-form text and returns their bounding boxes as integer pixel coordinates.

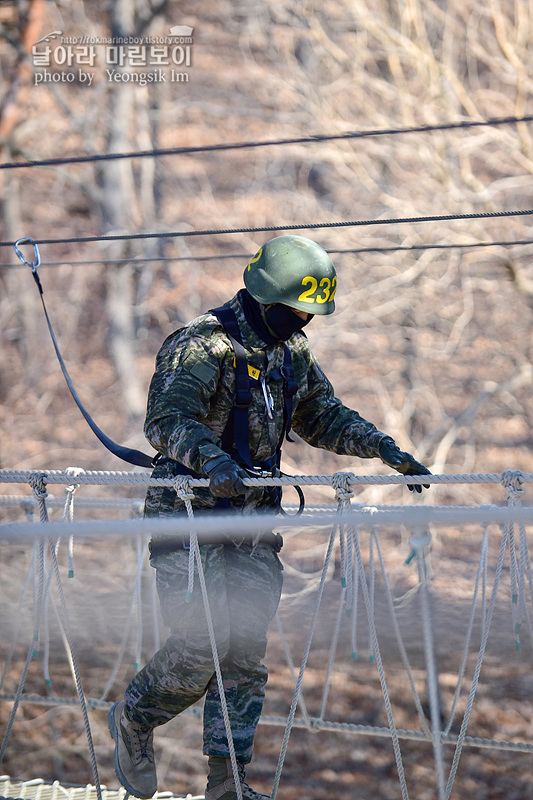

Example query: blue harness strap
[271,342,298,447]
[212,304,255,469]
[211,304,304,516]
[211,304,298,469]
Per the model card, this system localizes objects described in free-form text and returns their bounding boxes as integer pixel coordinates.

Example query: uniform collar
[225,291,279,351]
[238,289,280,345]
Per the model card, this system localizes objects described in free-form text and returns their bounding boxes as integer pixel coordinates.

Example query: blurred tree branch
[0,0,45,142]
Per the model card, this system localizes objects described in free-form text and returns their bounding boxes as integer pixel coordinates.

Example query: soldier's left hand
[378,437,431,493]
[204,455,249,498]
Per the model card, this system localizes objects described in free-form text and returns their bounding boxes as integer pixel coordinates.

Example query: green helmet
[243,235,337,315]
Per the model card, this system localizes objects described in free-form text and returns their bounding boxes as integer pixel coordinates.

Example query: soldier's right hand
[378,437,431,493]
[204,455,249,497]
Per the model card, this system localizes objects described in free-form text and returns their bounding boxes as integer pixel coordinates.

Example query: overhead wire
[1,114,531,253]
[2,237,533,270]
[1,114,532,171]
[0,207,532,249]
[1,115,532,266]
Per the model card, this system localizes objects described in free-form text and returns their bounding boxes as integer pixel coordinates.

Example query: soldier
[108,235,431,800]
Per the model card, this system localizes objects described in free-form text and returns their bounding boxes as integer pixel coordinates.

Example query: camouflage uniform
[124,290,388,761]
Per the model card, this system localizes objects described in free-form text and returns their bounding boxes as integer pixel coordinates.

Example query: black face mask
[264,303,313,341]
[239,289,278,345]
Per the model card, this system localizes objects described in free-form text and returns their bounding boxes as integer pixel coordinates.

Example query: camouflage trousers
[124,541,284,762]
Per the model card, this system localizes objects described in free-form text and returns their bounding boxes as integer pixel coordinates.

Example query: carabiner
[260,376,274,419]
[245,465,274,479]
[14,237,41,272]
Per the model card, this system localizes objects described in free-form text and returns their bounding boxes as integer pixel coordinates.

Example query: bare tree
[98,0,168,421]
[0,0,46,386]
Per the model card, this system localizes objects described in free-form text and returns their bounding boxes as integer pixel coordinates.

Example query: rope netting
[1,468,533,800]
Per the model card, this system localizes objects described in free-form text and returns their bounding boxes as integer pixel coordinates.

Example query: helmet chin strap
[262,303,313,341]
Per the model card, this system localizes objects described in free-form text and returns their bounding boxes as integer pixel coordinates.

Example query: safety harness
[212,304,299,476]
[150,305,303,556]
[160,304,305,515]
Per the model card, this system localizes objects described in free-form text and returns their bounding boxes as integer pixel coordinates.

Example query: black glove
[204,455,249,498]
[378,437,431,493]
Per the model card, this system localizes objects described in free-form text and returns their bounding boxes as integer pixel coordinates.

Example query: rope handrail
[1,468,532,487]
[1,469,532,544]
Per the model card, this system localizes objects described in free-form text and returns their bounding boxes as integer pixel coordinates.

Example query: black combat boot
[108,701,157,799]
[205,756,270,800]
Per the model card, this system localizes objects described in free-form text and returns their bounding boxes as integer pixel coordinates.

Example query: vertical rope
[30,473,48,659]
[1,476,50,766]
[1,473,102,796]
[348,526,360,659]
[351,522,410,799]
[271,524,338,800]
[174,477,243,800]
[42,549,53,687]
[516,507,532,648]
[369,530,376,663]
[344,523,353,607]
[339,524,347,588]
[174,476,198,602]
[62,468,84,578]
[0,534,48,766]
[99,580,137,702]
[0,618,41,766]
[330,473,409,799]
[193,541,243,800]
[273,613,311,727]
[40,539,65,687]
[319,474,358,715]
[445,522,511,798]
[411,529,446,799]
[481,522,488,634]
[48,539,103,800]
[0,547,35,691]
[318,586,346,721]
[508,525,520,647]
[30,472,49,524]
[519,522,533,648]
[444,524,489,735]
[501,470,533,652]
[373,533,432,738]
[502,471,525,650]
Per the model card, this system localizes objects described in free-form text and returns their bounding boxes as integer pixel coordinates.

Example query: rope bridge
[1,468,533,800]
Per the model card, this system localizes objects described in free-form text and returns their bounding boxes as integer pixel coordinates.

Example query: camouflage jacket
[144,291,387,516]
